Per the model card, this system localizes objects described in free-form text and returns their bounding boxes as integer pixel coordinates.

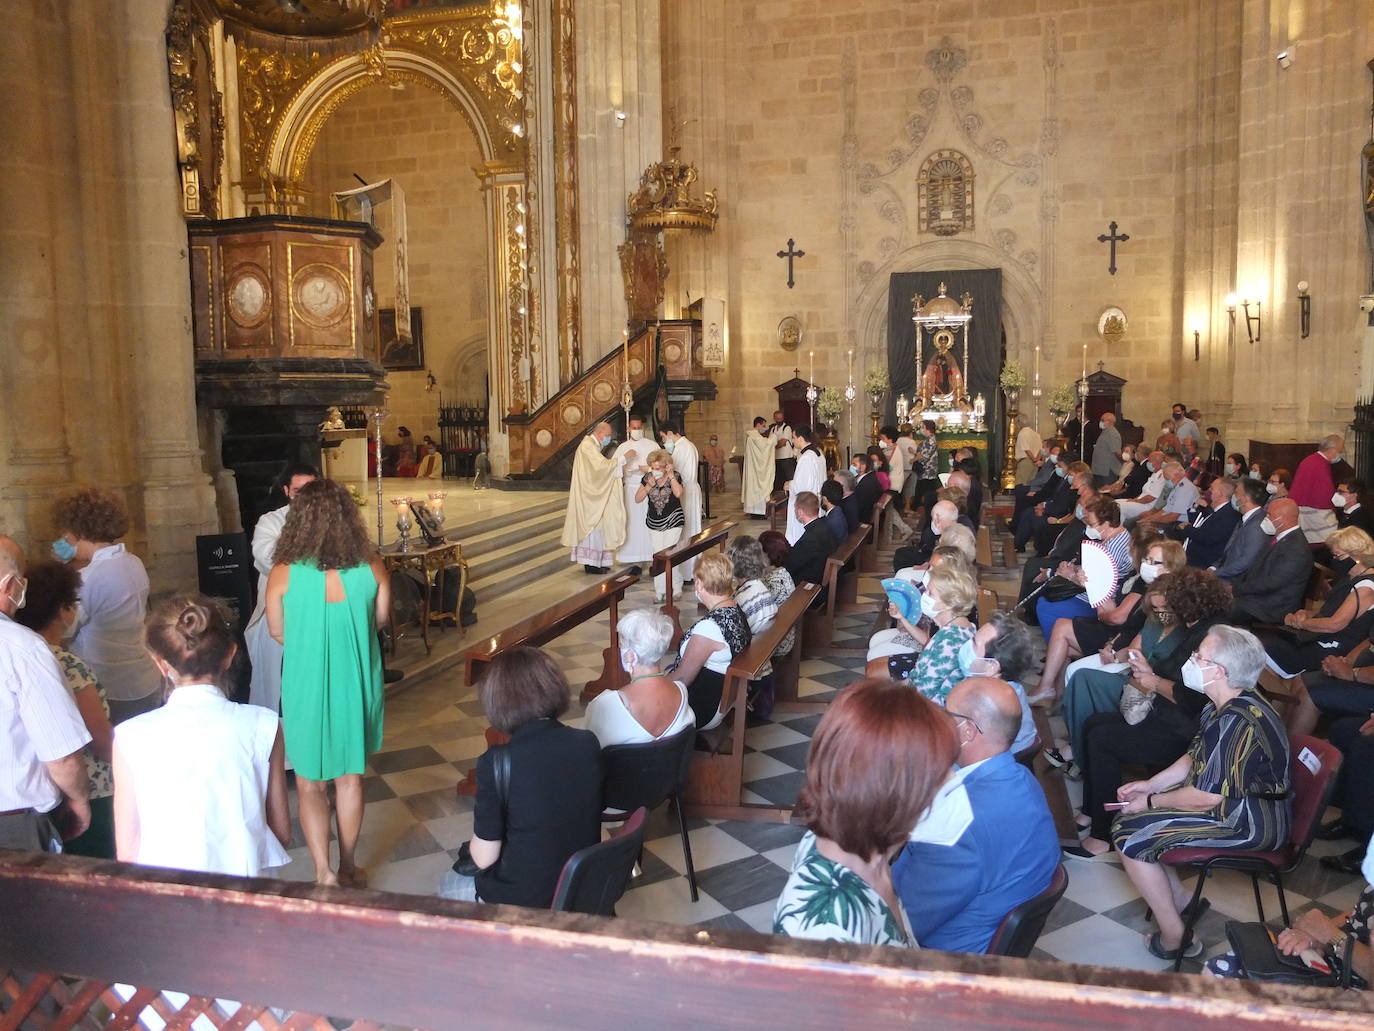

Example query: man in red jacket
[1288,433,1345,543]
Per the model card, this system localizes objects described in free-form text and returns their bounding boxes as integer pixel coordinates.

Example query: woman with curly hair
[265,478,389,887]
[1068,567,1232,857]
[51,487,162,724]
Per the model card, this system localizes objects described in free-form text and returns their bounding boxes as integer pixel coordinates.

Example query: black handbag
[450,744,511,877]
[1041,575,1085,603]
[1224,920,1356,988]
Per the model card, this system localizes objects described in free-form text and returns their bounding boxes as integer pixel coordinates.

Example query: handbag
[1119,682,1155,725]
[1224,920,1356,988]
[451,743,512,877]
[1041,575,1085,603]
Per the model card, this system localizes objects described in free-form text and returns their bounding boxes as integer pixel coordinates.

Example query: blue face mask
[1055,466,1067,477]
[849,464,859,476]
[1074,504,1085,521]
[1230,495,1240,511]
[52,538,77,563]
[956,637,993,677]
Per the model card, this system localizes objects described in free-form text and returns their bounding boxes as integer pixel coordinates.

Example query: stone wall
[657,0,1374,470]
[303,82,490,444]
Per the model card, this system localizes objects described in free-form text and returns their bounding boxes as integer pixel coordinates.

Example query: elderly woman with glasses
[1107,625,1291,962]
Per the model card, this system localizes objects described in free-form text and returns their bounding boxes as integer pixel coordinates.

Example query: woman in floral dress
[774,680,959,946]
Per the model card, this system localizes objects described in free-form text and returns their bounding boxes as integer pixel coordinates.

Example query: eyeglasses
[947,711,982,735]
[1190,650,1226,673]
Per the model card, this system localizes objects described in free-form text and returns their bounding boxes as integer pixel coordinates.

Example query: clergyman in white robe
[612,428,654,564]
[742,422,773,516]
[785,442,826,545]
[562,426,628,567]
[668,430,702,580]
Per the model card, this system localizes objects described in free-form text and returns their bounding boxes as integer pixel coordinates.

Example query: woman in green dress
[266,479,389,887]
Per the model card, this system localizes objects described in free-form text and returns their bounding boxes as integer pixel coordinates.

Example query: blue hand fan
[880,577,924,624]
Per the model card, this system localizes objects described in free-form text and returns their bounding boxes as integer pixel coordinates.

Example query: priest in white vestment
[785,425,826,545]
[611,415,654,564]
[662,422,701,582]
[742,416,773,517]
[562,422,629,572]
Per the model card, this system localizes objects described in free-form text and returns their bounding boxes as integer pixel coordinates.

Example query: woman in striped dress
[1036,496,1135,641]
[1109,625,1291,962]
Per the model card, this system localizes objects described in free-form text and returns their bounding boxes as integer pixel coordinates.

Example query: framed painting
[380,307,424,371]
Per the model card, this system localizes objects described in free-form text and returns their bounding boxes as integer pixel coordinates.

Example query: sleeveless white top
[115,684,289,876]
[584,679,695,748]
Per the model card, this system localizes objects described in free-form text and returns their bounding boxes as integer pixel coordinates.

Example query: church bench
[4,853,1368,1031]
[765,489,789,533]
[859,493,891,572]
[652,519,738,642]
[803,523,871,658]
[684,581,818,822]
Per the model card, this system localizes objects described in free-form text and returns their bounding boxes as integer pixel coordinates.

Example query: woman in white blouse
[113,595,290,877]
[585,608,694,748]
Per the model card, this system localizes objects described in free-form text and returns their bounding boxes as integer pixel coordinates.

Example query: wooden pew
[652,519,738,641]
[803,523,871,657]
[859,493,891,572]
[685,581,819,822]
[765,489,789,533]
[463,570,640,703]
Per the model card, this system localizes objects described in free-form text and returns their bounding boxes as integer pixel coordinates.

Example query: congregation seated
[1226,497,1313,626]
[1098,443,1137,496]
[819,479,849,541]
[948,465,983,530]
[758,530,797,656]
[1010,443,1066,524]
[12,561,116,859]
[1016,482,1098,616]
[1034,533,1184,709]
[1286,609,1374,743]
[865,446,892,492]
[773,680,958,946]
[1117,453,1171,523]
[783,491,835,593]
[1106,448,1163,501]
[1107,627,1291,962]
[960,610,1040,755]
[867,547,975,677]
[893,497,974,571]
[1035,497,1136,641]
[1254,526,1374,678]
[1321,724,1374,875]
[1065,569,1231,855]
[895,564,978,702]
[584,609,694,749]
[851,452,882,518]
[1336,478,1374,536]
[1133,461,1199,528]
[1156,419,1182,457]
[1266,467,1292,501]
[893,676,1059,954]
[441,647,602,907]
[1209,476,1269,582]
[1224,452,1247,480]
[663,552,752,730]
[727,535,781,716]
[1174,477,1240,569]
[831,469,862,534]
[1179,436,1207,484]
[1014,461,1090,554]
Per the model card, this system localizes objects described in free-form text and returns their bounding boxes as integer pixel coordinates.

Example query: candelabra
[391,497,413,553]
[371,403,389,548]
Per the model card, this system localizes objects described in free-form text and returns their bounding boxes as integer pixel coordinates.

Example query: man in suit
[784,491,836,597]
[1011,444,1065,523]
[851,451,882,522]
[1211,477,1269,582]
[1227,498,1313,625]
[1016,461,1089,553]
[819,479,849,542]
[950,462,983,529]
[832,469,862,538]
[893,499,975,572]
[1176,477,1241,569]
[1335,478,1374,536]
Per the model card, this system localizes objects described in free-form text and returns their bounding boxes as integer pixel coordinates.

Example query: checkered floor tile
[267,495,1367,976]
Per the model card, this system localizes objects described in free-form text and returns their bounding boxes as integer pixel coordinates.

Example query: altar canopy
[887,269,1005,479]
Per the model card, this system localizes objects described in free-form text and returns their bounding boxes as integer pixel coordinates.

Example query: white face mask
[1122,451,1134,463]
[1329,452,1344,464]
[1363,838,1374,886]
[931,520,945,537]
[1180,656,1213,693]
[1098,420,1106,430]
[919,593,942,620]
[1140,560,1161,584]
[1333,492,1348,508]
[629,428,644,440]
[1260,516,1277,535]
[1224,463,1236,476]
[1266,482,1279,496]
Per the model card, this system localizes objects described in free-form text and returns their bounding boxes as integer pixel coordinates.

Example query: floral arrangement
[863,366,889,397]
[346,483,368,507]
[816,386,844,422]
[1047,382,1079,415]
[999,358,1027,392]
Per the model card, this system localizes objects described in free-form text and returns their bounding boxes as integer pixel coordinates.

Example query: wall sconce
[1224,293,1237,348]
[1297,281,1311,338]
[1242,298,1261,343]
[1276,50,1292,69]
[1191,327,1201,362]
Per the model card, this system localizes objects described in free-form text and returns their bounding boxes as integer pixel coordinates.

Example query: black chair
[600,725,700,901]
[549,807,647,916]
[985,863,1068,958]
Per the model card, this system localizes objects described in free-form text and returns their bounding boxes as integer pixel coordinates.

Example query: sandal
[1179,896,1211,922]
[1146,930,1202,961]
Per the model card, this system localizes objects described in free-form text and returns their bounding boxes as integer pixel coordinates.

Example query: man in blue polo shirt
[893,676,1059,953]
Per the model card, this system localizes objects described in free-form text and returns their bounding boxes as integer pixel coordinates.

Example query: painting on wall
[380,307,424,370]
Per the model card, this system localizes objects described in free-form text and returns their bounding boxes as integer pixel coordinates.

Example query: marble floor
[272,487,1367,977]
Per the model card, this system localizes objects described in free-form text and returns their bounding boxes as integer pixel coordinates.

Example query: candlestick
[809,349,814,384]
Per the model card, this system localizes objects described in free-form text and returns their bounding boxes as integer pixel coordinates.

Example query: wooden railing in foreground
[2,852,1370,1031]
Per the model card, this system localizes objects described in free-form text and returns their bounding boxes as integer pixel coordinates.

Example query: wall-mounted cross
[1096,221,1129,276]
[776,238,806,289]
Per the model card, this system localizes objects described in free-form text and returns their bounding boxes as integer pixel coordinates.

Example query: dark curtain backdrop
[887,269,1004,482]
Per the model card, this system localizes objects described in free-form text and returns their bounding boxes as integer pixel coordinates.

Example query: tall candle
[809,350,815,384]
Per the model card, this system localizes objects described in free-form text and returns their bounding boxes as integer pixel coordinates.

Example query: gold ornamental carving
[627,148,719,234]
[166,0,225,218]
[207,0,383,56]
[553,0,583,380]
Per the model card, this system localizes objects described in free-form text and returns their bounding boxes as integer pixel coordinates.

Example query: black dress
[668,605,753,728]
[1255,574,1374,675]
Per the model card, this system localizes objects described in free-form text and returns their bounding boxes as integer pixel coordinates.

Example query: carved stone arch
[267,48,498,185]
[854,238,1044,385]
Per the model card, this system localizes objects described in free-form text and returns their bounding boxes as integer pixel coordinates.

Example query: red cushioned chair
[1159,734,1343,972]
[986,863,1068,958]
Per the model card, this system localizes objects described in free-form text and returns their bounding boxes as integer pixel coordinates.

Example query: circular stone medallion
[534,428,554,448]
[292,264,350,329]
[226,265,271,328]
[561,403,584,426]
[591,380,615,403]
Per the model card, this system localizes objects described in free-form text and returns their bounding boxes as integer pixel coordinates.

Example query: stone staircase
[449,497,571,606]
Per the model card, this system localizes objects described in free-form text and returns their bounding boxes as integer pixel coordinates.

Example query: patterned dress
[1207,886,1372,980]
[774,831,915,947]
[763,566,798,656]
[915,434,939,480]
[893,623,975,703]
[1111,691,1291,861]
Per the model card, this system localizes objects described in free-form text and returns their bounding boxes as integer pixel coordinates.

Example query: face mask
[919,593,942,620]
[629,429,643,440]
[1122,452,1134,463]
[664,439,676,454]
[1266,483,1279,496]
[1047,453,1059,465]
[709,438,718,446]
[1074,504,1085,520]
[1144,460,1154,472]
[956,638,995,678]
[1230,495,1240,511]
[881,442,893,454]
[1329,452,1344,464]
[1362,840,1374,886]
[1055,466,1067,478]
[603,436,617,449]
[1224,463,1236,477]
[653,467,667,479]
[1085,525,1102,540]
[931,520,945,537]
[1333,492,1348,508]
[1260,516,1276,535]
[1140,560,1161,584]
[1154,609,1176,625]
[52,537,77,563]
[1180,656,1212,693]
[849,464,859,477]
